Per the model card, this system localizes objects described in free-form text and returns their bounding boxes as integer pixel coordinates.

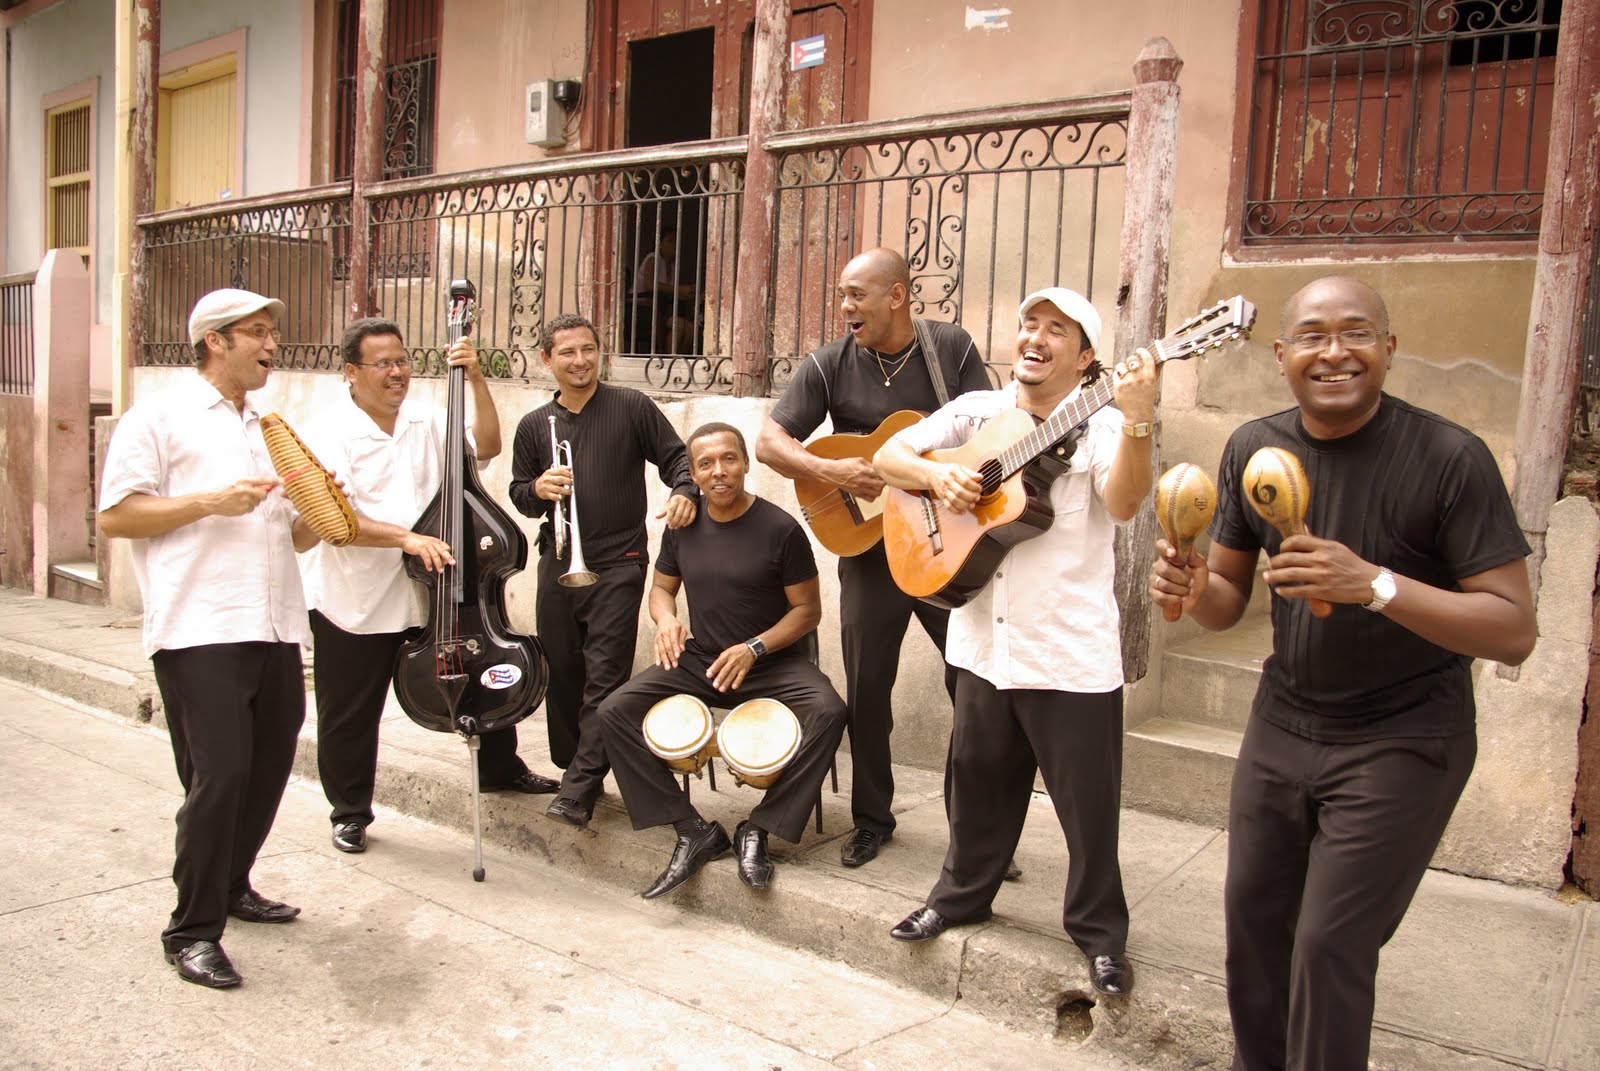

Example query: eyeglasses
[356,359,411,372]
[227,324,282,343]
[1280,328,1381,353]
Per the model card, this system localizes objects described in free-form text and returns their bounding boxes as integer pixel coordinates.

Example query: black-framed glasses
[356,358,410,372]
[1279,328,1381,353]
[227,324,282,343]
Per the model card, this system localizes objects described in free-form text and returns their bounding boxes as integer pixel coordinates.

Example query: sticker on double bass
[480,664,523,690]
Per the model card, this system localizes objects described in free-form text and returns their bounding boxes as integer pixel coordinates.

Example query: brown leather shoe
[164,940,241,988]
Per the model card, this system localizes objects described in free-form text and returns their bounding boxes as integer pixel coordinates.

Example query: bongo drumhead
[643,693,715,770]
[716,698,802,787]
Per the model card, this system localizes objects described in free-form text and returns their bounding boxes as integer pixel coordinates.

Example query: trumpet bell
[558,567,599,588]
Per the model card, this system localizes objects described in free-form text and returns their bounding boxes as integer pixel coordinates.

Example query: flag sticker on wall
[791,33,826,71]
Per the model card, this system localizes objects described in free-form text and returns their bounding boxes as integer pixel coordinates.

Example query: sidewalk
[0,587,1593,1070]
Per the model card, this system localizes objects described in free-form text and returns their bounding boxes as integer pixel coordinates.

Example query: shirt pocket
[1052,454,1092,515]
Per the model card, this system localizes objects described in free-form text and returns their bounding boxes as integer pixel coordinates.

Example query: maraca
[1154,463,1217,622]
[1242,446,1331,618]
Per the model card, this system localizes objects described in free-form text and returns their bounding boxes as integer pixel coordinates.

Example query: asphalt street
[0,678,1129,1071]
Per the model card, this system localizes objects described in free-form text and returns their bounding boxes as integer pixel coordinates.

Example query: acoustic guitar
[793,410,925,556]
[882,296,1257,608]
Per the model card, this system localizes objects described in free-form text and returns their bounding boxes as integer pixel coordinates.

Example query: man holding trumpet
[502,313,699,828]
[1148,275,1536,1071]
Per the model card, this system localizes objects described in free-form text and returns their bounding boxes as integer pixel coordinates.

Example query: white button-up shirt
[891,381,1127,692]
[98,375,310,658]
[297,393,456,634]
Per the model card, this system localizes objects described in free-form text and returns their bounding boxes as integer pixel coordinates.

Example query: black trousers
[838,543,957,835]
[150,641,305,953]
[927,668,1129,958]
[309,610,405,828]
[600,652,848,844]
[478,558,645,796]
[1225,717,1475,1071]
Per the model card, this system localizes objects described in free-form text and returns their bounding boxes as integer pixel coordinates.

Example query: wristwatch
[744,637,768,659]
[1364,567,1396,612]
[1121,420,1155,439]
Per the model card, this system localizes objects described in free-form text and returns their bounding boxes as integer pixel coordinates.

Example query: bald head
[1282,275,1390,337]
[837,248,915,351]
[844,248,911,290]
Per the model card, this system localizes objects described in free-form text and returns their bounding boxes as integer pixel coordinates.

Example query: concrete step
[1158,615,1272,733]
[48,561,106,606]
[1123,716,1240,829]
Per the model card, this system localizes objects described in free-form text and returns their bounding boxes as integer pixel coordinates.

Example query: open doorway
[623,28,714,357]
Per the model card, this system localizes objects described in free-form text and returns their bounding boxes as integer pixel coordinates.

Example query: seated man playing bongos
[600,422,848,898]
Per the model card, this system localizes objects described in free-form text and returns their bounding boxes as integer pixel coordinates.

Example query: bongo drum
[716,698,802,789]
[642,694,716,777]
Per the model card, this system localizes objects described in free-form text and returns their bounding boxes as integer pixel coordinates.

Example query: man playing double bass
[499,313,699,829]
[754,247,990,869]
[297,317,502,855]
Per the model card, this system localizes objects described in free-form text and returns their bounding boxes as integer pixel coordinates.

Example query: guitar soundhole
[977,458,1004,498]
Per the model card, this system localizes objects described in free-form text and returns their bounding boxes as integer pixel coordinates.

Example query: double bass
[393,279,549,879]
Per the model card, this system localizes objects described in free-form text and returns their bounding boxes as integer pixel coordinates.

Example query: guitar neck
[994,341,1178,480]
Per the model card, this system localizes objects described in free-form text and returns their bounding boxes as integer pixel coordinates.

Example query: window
[45,99,91,257]
[1241,0,1561,246]
[156,55,238,210]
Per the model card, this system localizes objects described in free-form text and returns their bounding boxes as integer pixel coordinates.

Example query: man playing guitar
[755,247,990,869]
[874,286,1157,998]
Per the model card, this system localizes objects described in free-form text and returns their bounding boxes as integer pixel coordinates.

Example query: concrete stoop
[0,598,1589,1071]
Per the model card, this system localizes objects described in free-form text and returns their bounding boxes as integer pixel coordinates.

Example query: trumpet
[547,416,598,589]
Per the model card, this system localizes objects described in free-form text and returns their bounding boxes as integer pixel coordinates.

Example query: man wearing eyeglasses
[1148,275,1536,1070]
[97,289,329,988]
[297,316,521,859]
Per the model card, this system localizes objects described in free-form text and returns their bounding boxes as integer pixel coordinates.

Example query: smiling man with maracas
[1148,275,1536,1071]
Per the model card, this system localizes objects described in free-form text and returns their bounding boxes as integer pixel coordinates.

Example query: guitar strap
[912,318,951,408]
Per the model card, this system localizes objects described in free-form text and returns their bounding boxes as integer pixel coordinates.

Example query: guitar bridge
[919,493,943,554]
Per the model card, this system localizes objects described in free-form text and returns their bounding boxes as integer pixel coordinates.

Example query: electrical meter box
[525,80,567,147]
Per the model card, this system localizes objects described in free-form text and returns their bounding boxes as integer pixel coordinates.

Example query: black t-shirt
[1210,394,1530,742]
[507,383,696,568]
[769,320,991,437]
[655,496,818,663]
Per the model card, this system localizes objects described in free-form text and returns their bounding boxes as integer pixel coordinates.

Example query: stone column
[32,251,93,597]
[1113,37,1183,684]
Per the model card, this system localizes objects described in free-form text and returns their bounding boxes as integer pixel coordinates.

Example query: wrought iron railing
[363,139,747,387]
[1243,0,1559,244]
[134,97,1131,394]
[0,271,36,395]
[140,185,353,369]
[767,97,1129,385]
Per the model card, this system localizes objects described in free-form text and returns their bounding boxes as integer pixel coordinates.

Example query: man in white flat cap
[98,289,375,990]
[873,286,1158,999]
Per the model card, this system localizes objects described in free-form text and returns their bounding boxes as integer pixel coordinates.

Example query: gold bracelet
[1121,421,1155,439]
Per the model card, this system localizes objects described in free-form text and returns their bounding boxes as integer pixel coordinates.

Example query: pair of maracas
[1155,446,1331,620]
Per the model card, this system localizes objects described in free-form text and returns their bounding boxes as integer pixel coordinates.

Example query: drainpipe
[1113,37,1183,684]
[1510,0,1600,600]
[348,0,387,320]
[728,0,786,398]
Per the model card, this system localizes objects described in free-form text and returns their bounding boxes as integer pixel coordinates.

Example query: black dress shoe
[331,821,367,854]
[734,820,773,890]
[889,905,987,942]
[1004,858,1023,881]
[840,827,890,867]
[227,888,301,924]
[482,770,561,794]
[164,940,241,988]
[641,821,731,900]
[1089,953,1135,997]
[545,796,592,829]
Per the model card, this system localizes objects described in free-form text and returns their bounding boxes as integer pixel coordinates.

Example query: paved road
[0,679,1128,1071]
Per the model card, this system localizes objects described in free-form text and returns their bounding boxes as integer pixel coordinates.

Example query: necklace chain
[870,340,917,387]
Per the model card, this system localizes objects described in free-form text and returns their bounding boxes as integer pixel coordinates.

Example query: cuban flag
[791,33,826,71]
